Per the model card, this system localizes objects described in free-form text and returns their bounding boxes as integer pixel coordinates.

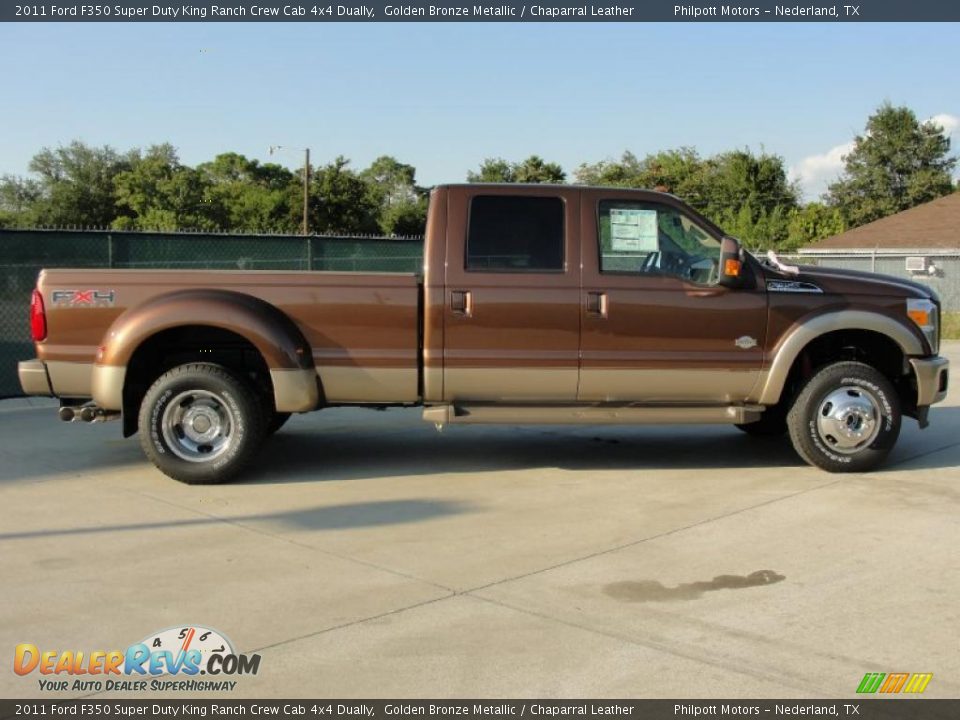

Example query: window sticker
[609,208,658,252]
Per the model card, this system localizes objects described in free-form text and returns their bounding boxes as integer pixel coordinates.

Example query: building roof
[801,192,960,252]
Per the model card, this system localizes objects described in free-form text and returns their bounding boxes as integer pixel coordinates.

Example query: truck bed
[37,269,422,403]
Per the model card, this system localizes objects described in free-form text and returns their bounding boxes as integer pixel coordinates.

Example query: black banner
[2,701,960,720]
[2,0,960,22]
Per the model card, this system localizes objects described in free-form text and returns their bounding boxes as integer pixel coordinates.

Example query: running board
[422,404,765,426]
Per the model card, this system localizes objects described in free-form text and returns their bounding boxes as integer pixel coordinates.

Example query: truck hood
[762,263,937,301]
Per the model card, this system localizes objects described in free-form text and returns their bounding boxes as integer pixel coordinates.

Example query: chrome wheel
[815,385,881,455]
[161,389,235,463]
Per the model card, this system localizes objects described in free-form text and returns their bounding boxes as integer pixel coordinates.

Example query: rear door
[578,189,767,403]
[442,187,580,402]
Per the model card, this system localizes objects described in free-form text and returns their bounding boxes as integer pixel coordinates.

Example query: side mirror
[717,236,745,289]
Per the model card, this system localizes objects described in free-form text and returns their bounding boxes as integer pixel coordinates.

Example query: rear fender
[93,289,318,413]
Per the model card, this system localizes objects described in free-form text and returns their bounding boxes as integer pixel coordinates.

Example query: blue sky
[0,22,957,200]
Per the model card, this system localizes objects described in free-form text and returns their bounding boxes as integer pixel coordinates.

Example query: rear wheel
[786,361,900,473]
[138,363,266,484]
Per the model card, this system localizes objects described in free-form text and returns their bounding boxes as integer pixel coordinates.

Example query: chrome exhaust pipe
[59,404,120,423]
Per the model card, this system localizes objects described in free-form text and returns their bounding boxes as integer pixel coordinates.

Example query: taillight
[30,289,47,342]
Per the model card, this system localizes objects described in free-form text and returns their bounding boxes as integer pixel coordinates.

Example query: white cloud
[788,141,854,201]
[790,112,960,200]
[927,112,959,134]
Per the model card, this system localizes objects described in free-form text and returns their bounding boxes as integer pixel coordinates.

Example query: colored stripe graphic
[857,672,932,694]
[903,673,933,694]
[880,673,909,693]
[857,673,885,693]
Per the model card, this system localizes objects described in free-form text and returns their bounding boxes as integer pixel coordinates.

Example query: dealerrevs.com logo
[14,625,261,693]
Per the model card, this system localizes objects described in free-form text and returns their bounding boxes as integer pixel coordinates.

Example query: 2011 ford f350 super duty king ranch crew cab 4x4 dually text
[18,184,950,483]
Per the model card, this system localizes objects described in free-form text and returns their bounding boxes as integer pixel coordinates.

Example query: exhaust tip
[80,406,98,422]
[58,407,76,422]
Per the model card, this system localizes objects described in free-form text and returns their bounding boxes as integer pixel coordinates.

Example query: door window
[598,200,721,285]
[466,195,565,272]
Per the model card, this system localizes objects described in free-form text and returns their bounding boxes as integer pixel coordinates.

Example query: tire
[735,405,788,437]
[266,412,291,436]
[786,361,900,473]
[138,363,266,484]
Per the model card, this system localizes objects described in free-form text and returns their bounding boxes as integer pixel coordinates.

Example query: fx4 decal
[51,290,116,307]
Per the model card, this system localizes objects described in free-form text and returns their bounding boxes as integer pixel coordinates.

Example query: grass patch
[943,312,960,340]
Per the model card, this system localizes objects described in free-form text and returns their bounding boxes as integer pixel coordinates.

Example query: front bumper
[910,356,949,407]
[18,359,52,396]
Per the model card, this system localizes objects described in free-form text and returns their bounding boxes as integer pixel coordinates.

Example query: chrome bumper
[910,356,949,407]
[18,359,52,396]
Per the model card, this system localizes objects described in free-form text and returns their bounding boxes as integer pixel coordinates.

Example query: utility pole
[303,147,310,236]
[269,144,311,236]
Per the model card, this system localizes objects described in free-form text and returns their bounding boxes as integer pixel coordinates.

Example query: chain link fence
[787,251,960,311]
[0,229,424,398]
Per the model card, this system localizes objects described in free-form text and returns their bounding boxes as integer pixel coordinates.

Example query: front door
[442,187,581,402]
[578,190,768,403]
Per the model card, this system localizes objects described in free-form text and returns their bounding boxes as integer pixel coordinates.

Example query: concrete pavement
[1,343,958,698]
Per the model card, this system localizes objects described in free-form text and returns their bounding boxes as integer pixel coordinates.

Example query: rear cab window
[466,195,565,272]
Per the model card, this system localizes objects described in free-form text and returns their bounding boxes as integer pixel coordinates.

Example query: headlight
[907,298,939,354]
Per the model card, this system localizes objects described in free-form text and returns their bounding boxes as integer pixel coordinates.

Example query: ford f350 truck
[18,184,950,483]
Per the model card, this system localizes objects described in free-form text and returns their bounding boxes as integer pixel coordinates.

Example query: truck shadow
[0,498,472,541]
[243,404,960,484]
[2,404,956,485]
[243,418,806,484]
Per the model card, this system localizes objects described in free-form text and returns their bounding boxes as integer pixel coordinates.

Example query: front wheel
[138,363,266,484]
[786,361,900,473]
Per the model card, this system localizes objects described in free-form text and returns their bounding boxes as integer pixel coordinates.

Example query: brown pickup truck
[18,184,950,483]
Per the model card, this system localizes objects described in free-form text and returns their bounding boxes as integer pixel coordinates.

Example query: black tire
[735,405,788,437]
[786,361,900,473]
[266,412,291,436]
[138,363,266,484]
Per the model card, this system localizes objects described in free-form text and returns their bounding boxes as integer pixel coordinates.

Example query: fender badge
[735,335,758,350]
[51,289,116,307]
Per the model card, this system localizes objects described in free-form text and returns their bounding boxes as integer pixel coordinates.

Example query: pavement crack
[463,478,845,595]
[248,592,457,654]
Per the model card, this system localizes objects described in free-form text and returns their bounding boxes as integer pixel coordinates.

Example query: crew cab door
[578,190,767,403]
[442,187,581,402]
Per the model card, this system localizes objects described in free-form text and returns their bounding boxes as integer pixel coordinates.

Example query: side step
[422,404,765,426]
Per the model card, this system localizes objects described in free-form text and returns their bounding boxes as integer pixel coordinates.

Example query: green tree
[361,155,428,235]
[25,141,132,227]
[575,148,702,192]
[309,156,380,234]
[113,144,218,231]
[699,150,799,248]
[576,147,799,248]
[198,152,296,232]
[467,155,566,183]
[827,103,956,227]
[782,202,846,252]
[0,175,42,227]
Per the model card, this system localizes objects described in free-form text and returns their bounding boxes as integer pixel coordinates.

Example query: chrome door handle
[586,291,607,318]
